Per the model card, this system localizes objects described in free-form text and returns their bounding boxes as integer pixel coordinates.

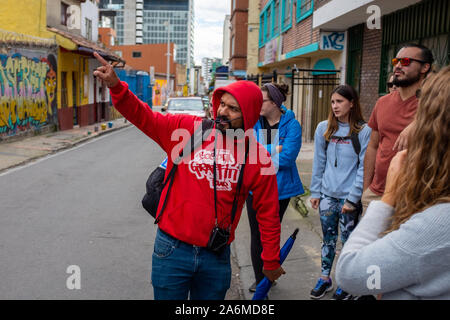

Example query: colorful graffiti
[0,52,57,136]
[152,79,168,107]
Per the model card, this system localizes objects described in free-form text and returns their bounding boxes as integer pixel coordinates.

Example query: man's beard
[393,71,421,87]
[215,116,244,134]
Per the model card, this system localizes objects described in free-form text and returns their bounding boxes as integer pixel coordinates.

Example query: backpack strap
[155,119,213,224]
[351,121,366,166]
[324,121,366,167]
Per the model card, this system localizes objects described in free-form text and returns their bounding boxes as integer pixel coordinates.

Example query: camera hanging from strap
[207,134,249,255]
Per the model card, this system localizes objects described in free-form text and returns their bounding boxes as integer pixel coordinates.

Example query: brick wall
[359,27,382,119]
[283,14,315,54]
[315,0,332,10]
[260,0,270,9]
[230,9,248,70]
[111,43,176,76]
[258,0,317,62]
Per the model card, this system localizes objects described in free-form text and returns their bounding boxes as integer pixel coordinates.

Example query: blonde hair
[383,66,450,235]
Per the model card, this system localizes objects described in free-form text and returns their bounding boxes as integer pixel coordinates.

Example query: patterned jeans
[319,194,360,277]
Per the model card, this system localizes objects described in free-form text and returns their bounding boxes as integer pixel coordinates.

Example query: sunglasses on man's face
[391,57,426,66]
[387,82,394,88]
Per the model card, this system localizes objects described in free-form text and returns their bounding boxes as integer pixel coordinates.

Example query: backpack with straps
[142,119,214,221]
[323,121,367,214]
[324,121,366,167]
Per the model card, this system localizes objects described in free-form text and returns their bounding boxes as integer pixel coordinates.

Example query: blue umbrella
[252,228,299,300]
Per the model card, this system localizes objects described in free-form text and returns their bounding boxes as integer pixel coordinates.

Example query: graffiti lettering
[320,32,345,51]
[0,53,56,136]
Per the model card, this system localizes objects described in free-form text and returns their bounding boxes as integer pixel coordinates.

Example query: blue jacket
[253,106,304,200]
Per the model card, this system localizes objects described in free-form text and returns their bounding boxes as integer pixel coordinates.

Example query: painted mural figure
[43,54,57,123]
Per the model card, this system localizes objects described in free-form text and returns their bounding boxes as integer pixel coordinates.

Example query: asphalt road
[0,127,167,299]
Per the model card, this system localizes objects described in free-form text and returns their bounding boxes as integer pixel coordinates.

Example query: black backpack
[325,121,366,167]
[142,119,214,222]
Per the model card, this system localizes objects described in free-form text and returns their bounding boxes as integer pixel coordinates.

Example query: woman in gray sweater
[336,66,450,300]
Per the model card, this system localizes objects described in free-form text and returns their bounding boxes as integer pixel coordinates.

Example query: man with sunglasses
[362,44,433,213]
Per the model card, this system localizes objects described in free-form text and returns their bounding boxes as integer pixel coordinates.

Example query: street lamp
[164,20,171,104]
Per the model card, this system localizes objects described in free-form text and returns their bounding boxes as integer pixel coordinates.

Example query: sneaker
[331,287,352,300]
[249,280,277,293]
[310,278,333,299]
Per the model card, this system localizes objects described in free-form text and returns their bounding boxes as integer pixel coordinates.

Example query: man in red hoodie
[93,52,285,300]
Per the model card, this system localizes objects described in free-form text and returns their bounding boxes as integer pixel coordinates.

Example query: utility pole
[164,20,171,104]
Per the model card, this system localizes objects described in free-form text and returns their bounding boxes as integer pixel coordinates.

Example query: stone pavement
[0,118,132,174]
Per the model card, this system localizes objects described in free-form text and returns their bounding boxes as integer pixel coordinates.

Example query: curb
[0,122,133,175]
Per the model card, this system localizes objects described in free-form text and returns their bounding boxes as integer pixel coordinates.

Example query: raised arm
[92,52,190,153]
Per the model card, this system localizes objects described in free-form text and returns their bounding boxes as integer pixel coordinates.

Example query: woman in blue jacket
[309,84,371,300]
[247,82,304,292]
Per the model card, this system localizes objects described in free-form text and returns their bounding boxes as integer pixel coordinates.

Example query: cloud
[194,0,230,65]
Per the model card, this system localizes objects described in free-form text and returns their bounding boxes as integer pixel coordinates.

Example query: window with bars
[273,0,280,36]
[379,0,450,94]
[61,2,69,26]
[259,14,265,45]
[296,0,313,23]
[85,18,92,41]
[282,0,292,31]
[346,24,364,94]
[266,7,272,40]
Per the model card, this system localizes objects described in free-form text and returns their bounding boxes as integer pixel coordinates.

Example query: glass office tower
[99,0,194,68]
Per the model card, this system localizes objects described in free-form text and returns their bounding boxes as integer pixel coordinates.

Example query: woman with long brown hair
[309,84,372,299]
[336,66,450,299]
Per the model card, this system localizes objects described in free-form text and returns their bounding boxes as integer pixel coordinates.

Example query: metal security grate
[379,0,450,94]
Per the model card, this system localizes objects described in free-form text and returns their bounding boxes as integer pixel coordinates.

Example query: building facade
[201,57,222,89]
[229,0,249,78]
[255,0,333,141]
[222,15,231,65]
[0,0,123,138]
[251,0,449,141]
[111,42,177,104]
[314,0,450,119]
[246,0,260,75]
[99,0,194,68]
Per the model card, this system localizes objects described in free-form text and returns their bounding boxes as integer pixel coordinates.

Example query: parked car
[162,97,207,118]
[202,96,213,119]
[201,96,209,108]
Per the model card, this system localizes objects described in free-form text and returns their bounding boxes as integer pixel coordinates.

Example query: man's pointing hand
[93,52,120,88]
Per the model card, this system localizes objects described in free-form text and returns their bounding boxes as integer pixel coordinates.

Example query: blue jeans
[151,228,231,300]
[319,194,360,277]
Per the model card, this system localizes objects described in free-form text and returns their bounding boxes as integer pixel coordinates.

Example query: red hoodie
[109,80,281,270]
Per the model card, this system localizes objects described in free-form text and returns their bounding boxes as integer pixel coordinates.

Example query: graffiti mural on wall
[0,51,57,136]
[152,79,168,107]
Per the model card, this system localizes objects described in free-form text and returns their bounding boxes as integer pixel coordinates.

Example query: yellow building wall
[0,0,54,40]
[80,57,89,106]
[58,49,78,109]
[246,0,261,75]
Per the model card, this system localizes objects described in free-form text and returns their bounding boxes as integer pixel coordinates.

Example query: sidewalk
[0,118,132,174]
[1,123,330,300]
[232,142,342,300]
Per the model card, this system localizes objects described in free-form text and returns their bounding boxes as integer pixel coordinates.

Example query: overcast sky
[194,0,231,66]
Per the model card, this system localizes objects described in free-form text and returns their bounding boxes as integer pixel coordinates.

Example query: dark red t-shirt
[368,91,418,195]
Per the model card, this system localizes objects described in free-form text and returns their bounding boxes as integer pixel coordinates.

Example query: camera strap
[213,133,249,230]
[155,119,213,224]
